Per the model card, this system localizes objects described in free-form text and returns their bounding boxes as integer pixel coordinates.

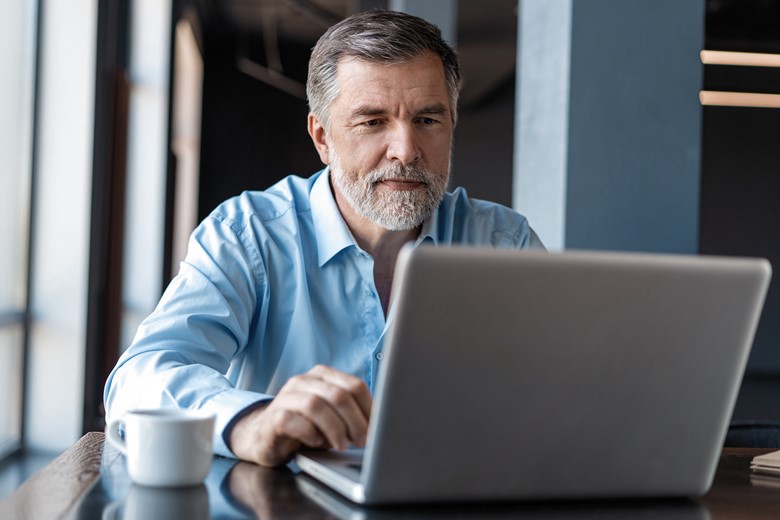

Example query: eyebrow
[350,105,387,118]
[415,103,449,116]
[348,103,450,120]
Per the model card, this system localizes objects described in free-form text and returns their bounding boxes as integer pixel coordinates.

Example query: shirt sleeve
[103,211,270,458]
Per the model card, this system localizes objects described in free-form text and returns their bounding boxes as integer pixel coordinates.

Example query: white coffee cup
[105,409,215,487]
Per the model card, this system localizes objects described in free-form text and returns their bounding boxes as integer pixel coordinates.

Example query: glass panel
[0,326,24,457]
[120,0,171,351]
[0,0,36,311]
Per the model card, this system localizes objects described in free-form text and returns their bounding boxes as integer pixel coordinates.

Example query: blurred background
[1,0,779,494]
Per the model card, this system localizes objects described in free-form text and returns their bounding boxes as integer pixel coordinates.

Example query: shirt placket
[351,248,386,394]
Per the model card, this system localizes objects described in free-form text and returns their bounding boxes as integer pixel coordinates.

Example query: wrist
[224,399,272,456]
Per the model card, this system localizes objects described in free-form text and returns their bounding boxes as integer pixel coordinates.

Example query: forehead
[331,53,449,112]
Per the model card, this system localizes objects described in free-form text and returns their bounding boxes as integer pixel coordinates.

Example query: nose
[386,123,421,165]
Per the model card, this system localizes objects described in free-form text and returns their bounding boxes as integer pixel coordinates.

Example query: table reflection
[224,459,711,520]
[226,460,329,518]
[102,483,209,520]
[91,449,712,520]
[292,472,710,520]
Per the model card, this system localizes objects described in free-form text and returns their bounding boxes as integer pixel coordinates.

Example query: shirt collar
[416,207,439,246]
[311,168,357,267]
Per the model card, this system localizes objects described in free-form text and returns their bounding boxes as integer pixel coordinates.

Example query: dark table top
[3,432,780,519]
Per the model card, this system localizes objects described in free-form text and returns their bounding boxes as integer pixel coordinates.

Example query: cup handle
[105,419,128,455]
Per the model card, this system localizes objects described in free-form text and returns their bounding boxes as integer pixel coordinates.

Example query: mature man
[104,10,544,467]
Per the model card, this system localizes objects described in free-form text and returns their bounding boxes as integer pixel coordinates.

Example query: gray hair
[307,10,462,129]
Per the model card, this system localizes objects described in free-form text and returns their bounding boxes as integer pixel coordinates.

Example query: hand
[228,365,372,467]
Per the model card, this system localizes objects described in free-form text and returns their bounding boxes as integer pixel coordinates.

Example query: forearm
[104,351,272,458]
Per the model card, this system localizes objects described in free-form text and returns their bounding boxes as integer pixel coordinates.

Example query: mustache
[364,165,431,185]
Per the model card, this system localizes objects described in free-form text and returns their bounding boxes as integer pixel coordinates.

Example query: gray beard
[329,155,448,231]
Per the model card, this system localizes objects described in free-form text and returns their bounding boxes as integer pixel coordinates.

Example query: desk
[2,432,780,519]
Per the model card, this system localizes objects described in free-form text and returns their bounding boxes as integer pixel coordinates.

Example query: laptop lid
[299,246,771,504]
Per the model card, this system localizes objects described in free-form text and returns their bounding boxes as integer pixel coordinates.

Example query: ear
[308,113,330,165]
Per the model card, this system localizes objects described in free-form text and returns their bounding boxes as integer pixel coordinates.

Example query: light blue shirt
[104,169,544,457]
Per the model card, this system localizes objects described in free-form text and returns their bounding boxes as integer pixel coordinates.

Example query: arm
[104,209,372,464]
[104,213,268,457]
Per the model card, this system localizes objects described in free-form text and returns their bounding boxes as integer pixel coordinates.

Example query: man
[104,10,544,468]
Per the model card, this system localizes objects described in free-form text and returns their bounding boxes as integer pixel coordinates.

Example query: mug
[105,409,215,487]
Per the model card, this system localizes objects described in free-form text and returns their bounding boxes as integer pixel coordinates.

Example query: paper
[751,450,780,478]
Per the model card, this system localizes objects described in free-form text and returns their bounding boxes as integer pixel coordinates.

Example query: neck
[330,176,420,315]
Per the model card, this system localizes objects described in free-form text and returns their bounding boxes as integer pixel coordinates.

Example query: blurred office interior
[1,0,779,497]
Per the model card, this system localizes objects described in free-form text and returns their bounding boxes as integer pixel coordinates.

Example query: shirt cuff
[199,388,273,458]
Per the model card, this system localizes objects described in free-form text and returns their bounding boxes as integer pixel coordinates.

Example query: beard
[329,150,449,231]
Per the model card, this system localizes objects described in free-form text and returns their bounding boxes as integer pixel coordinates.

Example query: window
[0,0,38,458]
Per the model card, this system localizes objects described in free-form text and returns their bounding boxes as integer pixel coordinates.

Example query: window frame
[0,0,41,461]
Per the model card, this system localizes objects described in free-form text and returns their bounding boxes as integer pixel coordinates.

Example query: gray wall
[515,0,704,253]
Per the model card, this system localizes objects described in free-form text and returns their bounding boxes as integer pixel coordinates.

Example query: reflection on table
[3,433,780,519]
[92,451,710,519]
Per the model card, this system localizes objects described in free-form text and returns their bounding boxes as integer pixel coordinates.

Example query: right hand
[228,365,373,467]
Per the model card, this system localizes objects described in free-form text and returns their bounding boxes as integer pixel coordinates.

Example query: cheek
[427,135,452,169]
[346,139,386,170]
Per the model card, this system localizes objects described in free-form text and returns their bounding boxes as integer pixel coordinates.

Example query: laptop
[296,246,771,505]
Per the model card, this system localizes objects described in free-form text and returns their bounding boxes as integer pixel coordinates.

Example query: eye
[418,117,437,125]
[363,119,381,127]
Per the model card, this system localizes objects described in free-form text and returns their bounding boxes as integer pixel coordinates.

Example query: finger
[308,365,373,420]
[251,407,327,467]
[229,405,318,467]
[286,376,370,447]
[276,390,352,450]
[269,407,326,449]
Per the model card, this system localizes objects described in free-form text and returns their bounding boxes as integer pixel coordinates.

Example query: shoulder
[185,172,322,281]
[434,187,544,249]
[189,172,322,262]
[209,173,318,230]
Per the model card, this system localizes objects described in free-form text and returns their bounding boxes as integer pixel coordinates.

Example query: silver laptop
[296,246,771,505]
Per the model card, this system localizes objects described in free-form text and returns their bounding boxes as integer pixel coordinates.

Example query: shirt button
[376,352,384,361]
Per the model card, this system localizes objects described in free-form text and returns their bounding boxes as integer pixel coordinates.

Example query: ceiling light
[701,50,780,68]
[700,91,780,108]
